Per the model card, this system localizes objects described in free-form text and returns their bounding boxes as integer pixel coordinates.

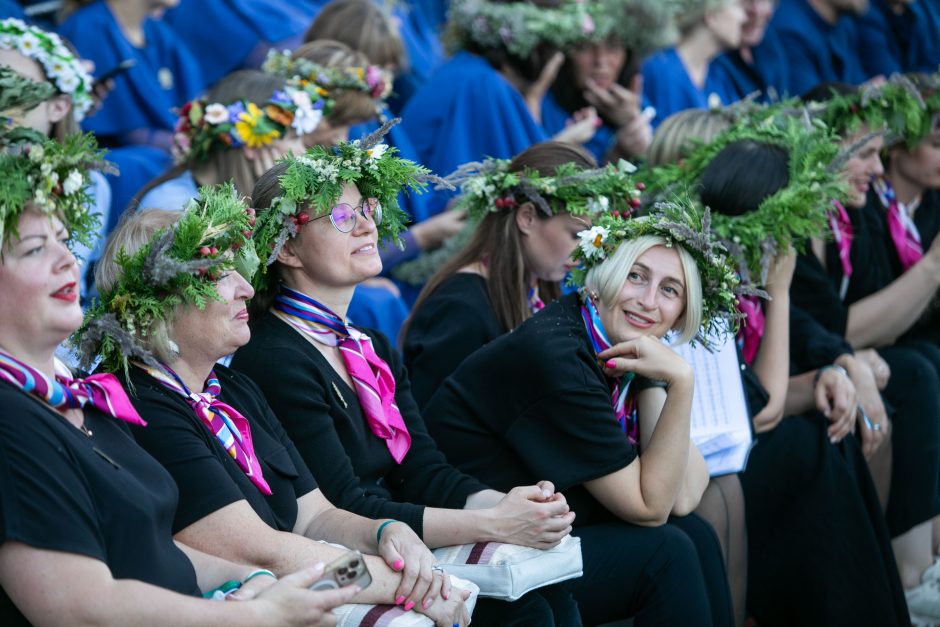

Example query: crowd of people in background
[1,0,940,625]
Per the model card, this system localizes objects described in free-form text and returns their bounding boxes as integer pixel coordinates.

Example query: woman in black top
[403,141,603,409]
[84,188,469,626]
[237,136,582,626]
[694,138,909,627]
[0,131,357,625]
[424,203,739,626]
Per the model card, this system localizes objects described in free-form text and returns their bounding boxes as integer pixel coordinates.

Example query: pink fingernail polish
[605,359,616,369]
[395,595,406,605]
[393,559,404,571]
[404,601,415,611]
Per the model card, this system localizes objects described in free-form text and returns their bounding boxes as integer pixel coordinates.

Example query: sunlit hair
[95,209,181,362]
[584,234,703,344]
[647,108,732,167]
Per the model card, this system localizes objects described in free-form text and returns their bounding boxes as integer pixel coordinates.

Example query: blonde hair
[292,40,381,126]
[305,0,406,71]
[584,234,703,344]
[673,0,737,37]
[95,209,182,362]
[647,108,733,167]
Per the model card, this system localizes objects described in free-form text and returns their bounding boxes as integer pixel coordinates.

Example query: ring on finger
[431,565,445,574]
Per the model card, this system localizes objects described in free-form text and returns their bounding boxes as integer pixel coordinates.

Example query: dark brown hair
[304,0,406,72]
[404,141,596,336]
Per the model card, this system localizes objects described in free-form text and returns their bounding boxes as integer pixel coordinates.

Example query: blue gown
[641,48,732,128]
[401,51,549,216]
[58,1,206,142]
[712,29,791,102]
[162,0,318,85]
[857,0,940,77]
[389,1,446,114]
[761,0,868,97]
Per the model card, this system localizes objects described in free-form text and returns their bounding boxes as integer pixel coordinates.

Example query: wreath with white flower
[251,119,447,289]
[172,87,326,164]
[263,49,393,102]
[0,18,94,120]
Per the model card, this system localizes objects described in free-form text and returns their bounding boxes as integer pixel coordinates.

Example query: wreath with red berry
[73,183,258,375]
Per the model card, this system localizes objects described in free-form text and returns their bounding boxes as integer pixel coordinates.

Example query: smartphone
[93,59,137,86]
[310,550,372,591]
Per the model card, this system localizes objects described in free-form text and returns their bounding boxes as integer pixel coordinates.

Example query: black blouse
[0,382,199,625]
[230,313,488,539]
[125,365,318,534]
[421,293,639,527]
[402,273,506,409]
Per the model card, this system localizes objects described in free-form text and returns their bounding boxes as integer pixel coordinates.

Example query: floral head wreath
[815,73,940,149]
[73,183,259,376]
[251,119,447,289]
[442,156,645,222]
[571,198,748,343]
[446,0,620,58]
[641,115,847,285]
[0,65,55,145]
[0,18,94,120]
[263,49,392,102]
[0,126,112,249]
[172,86,326,164]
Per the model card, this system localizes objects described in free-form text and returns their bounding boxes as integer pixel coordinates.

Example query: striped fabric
[137,363,272,495]
[876,178,924,272]
[0,350,145,426]
[273,285,411,464]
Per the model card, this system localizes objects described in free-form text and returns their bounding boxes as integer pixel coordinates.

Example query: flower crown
[73,183,259,375]
[570,199,746,342]
[172,88,324,164]
[251,119,445,289]
[0,18,94,120]
[446,0,617,58]
[815,73,940,149]
[641,115,846,285]
[263,49,392,101]
[442,156,644,222]
[0,128,112,249]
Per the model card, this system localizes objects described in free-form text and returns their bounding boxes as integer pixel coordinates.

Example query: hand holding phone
[309,550,372,592]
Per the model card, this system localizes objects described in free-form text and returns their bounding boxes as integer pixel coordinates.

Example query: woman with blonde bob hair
[421,202,741,626]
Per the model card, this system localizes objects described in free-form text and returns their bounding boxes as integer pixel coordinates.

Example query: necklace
[79,422,93,437]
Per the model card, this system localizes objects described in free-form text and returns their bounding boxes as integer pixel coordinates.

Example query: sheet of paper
[670,329,753,476]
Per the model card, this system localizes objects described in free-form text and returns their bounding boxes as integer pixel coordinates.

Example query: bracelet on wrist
[241,569,277,585]
[376,519,401,544]
[813,364,848,387]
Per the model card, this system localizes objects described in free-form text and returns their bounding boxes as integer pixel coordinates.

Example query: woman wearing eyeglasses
[231,133,582,625]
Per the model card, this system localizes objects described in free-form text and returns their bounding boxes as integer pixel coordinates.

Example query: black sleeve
[791,250,850,336]
[403,276,504,409]
[0,398,104,560]
[505,380,638,493]
[235,340,431,536]
[789,304,853,374]
[375,333,491,510]
[129,387,248,532]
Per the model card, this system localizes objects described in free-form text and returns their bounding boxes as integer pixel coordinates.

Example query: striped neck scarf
[273,285,412,464]
[580,298,637,444]
[137,363,272,495]
[735,295,764,365]
[528,286,546,314]
[829,200,854,300]
[0,349,146,427]
[875,178,924,272]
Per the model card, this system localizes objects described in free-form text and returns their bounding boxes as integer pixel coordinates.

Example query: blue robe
[103,146,172,231]
[641,48,732,128]
[712,28,791,102]
[389,1,446,113]
[540,91,614,163]
[762,0,868,97]
[58,1,206,140]
[0,1,26,20]
[163,0,318,85]
[137,170,199,212]
[857,0,940,77]
[401,51,548,216]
